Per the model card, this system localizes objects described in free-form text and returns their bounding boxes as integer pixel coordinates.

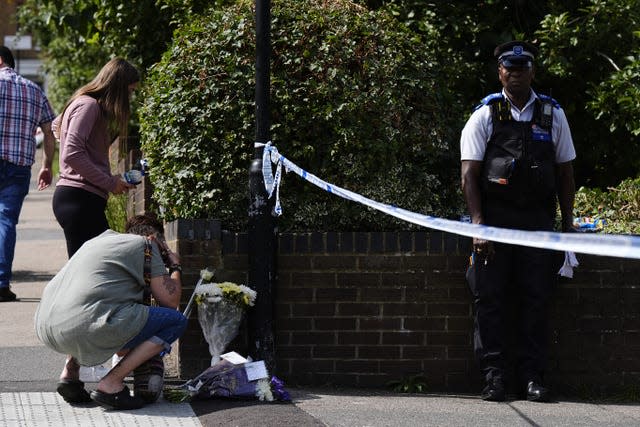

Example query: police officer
[460,41,576,402]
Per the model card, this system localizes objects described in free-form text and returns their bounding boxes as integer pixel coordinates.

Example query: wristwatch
[168,264,182,274]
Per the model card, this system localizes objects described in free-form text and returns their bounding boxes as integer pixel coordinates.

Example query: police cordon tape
[257,143,640,260]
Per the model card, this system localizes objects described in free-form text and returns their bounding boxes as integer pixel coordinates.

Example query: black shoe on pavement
[481,377,505,402]
[526,381,552,402]
[91,386,145,410]
[0,287,16,302]
[57,379,92,403]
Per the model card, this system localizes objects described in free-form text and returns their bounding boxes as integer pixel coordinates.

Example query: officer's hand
[472,237,494,262]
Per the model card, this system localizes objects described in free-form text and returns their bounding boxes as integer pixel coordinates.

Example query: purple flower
[271,376,291,401]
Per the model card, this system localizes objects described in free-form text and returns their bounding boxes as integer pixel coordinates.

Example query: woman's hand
[112,178,136,195]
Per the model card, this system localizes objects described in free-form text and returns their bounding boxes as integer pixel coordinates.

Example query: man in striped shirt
[0,46,56,302]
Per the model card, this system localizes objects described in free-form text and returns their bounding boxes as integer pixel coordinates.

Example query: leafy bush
[140,0,463,231]
[106,194,128,233]
[17,0,213,110]
[573,177,640,234]
[536,0,640,187]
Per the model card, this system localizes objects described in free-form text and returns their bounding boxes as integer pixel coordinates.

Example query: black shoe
[57,379,92,403]
[91,386,145,410]
[0,287,16,302]
[526,381,552,402]
[481,377,505,402]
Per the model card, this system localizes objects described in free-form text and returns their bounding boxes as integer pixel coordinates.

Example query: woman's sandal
[90,385,145,410]
[56,379,92,403]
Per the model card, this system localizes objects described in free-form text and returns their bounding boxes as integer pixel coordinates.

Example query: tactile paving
[0,392,202,427]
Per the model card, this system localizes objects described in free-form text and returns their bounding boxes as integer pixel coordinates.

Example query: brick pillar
[109,137,152,216]
[120,148,153,216]
[163,219,224,379]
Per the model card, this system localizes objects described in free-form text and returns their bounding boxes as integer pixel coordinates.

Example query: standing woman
[52,58,139,257]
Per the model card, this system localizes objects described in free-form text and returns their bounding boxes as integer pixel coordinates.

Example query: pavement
[1,149,640,426]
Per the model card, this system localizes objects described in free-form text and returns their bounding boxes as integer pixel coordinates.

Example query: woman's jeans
[0,160,31,288]
[123,306,188,355]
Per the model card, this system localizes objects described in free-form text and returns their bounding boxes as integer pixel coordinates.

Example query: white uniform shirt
[460,89,576,163]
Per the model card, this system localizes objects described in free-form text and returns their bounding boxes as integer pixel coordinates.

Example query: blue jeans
[0,160,31,288]
[122,306,187,354]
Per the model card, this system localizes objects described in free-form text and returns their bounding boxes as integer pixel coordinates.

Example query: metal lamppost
[248,0,276,371]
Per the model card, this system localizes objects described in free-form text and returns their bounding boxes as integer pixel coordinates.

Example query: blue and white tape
[257,144,640,260]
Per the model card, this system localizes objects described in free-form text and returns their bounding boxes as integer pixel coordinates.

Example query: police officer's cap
[494,41,538,69]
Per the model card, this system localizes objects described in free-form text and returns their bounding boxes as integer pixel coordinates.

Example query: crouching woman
[34,214,187,410]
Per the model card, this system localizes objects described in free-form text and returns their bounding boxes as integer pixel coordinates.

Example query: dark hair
[0,46,15,69]
[125,214,164,237]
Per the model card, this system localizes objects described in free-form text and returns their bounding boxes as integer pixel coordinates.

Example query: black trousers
[52,185,109,258]
[468,241,555,386]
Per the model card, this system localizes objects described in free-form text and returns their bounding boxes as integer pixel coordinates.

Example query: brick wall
[547,255,640,397]
[268,230,474,392]
[167,219,640,398]
[114,142,640,397]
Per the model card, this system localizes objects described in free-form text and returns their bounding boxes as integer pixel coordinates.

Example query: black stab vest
[479,94,557,228]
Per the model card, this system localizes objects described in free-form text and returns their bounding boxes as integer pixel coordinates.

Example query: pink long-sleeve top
[53,95,119,199]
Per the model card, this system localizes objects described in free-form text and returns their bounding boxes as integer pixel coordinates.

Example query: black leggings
[52,185,109,258]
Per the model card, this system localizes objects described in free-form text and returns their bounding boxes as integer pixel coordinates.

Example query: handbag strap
[143,239,152,287]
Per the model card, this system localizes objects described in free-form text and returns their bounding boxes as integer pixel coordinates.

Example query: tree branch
[596,51,621,71]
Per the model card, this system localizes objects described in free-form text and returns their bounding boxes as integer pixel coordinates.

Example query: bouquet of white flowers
[193,269,257,365]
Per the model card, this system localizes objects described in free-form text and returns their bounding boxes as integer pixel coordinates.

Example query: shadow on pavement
[189,394,325,426]
[11,270,55,283]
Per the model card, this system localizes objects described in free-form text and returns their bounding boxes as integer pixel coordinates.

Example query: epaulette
[474,92,503,111]
[537,94,561,109]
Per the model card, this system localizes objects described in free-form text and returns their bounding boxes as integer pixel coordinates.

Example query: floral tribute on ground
[164,352,290,403]
[164,269,290,403]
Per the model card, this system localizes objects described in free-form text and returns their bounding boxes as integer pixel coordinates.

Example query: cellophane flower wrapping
[197,297,244,365]
[194,270,257,365]
[163,358,291,403]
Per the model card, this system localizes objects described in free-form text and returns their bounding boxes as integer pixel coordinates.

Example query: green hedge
[140,0,463,231]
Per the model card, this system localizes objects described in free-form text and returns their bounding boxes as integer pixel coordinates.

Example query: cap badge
[513,45,523,55]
